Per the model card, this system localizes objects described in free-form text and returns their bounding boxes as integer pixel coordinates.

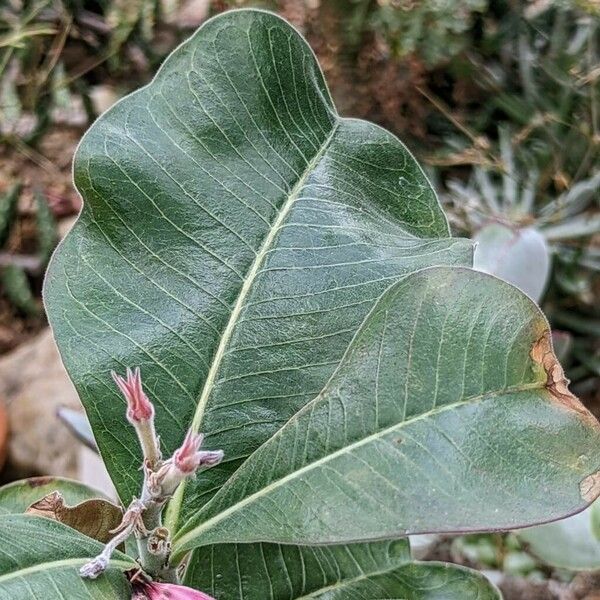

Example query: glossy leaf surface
[0,515,133,599]
[185,540,500,599]
[173,267,600,554]
[44,8,470,528]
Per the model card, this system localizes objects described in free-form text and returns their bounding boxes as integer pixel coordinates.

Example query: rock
[89,85,120,116]
[0,329,115,500]
[499,577,572,600]
[571,572,600,599]
[58,215,78,239]
[0,329,79,478]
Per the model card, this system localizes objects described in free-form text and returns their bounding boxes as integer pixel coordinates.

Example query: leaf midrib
[0,558,134,584]
[172,381,544,553]
[165,121,340,531]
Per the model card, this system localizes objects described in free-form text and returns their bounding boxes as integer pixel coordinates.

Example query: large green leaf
[0,515,133,599]
[0,477,106,515]
[185,540,500,599]
[173,267,600,555]
[43,7,470,528]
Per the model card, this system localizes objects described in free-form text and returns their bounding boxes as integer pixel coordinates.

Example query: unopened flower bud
[112,367,154,424]
[112,367,161,466]
[149,429,223,497]
[174,431,224,473]
[174,431,204,473]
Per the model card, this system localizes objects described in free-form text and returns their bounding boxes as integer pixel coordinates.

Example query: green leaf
[1,265,40,316]
[0,477,121,545]
[184,540,500,599]
[43,8,471,526]
[0,515,133,599]
[0,183,20,247]
[542,214,600,241]
[173,266,600,555]
[518,500,600,571]
[35,190,58,264]
[0,477,107,515]
[57,407,98,451]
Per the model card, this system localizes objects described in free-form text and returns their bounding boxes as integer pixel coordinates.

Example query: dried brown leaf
[26,491,122,543]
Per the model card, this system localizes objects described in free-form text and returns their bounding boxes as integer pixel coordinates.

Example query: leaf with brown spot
[173,267,600,555]
[26,491,122,544]
[0,477,109,516]
[530,330,587,413]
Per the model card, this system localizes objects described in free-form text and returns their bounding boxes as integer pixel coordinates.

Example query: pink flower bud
[112,367,154,423]
[131,578,215,600]
[148,429,224,498]
[174,430,224,474]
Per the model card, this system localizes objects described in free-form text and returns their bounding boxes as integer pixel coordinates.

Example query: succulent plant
[445,127,600,302]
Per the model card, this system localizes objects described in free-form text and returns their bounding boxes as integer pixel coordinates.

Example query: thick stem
[134,472,179,582]
[141,526,174,581]
[80,499,146,579]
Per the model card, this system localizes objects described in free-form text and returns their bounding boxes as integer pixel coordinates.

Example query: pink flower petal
[132,580,215,600]
[174,430,205,473]
[112,367,154,423]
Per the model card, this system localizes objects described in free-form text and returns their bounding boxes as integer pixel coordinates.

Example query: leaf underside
[0,515,133,600]
[27,494,122,544]
[0,477,107,516]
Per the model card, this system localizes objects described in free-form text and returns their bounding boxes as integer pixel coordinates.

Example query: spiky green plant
[344,0,488,65]
[0,186,58,315]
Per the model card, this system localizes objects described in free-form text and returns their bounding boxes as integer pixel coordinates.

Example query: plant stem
[134,471,179,582]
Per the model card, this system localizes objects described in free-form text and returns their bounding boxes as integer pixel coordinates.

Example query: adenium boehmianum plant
[79,367,224,585]
[1,8,599,600]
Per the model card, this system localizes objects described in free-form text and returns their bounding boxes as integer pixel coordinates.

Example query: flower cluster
[79,368,224,598]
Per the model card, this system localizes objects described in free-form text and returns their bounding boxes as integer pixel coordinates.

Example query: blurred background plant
[0,184,57,316]
[0,0,209,351]
[344,0,489,66]
[0,1,598,595]
[429,1,600,407]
